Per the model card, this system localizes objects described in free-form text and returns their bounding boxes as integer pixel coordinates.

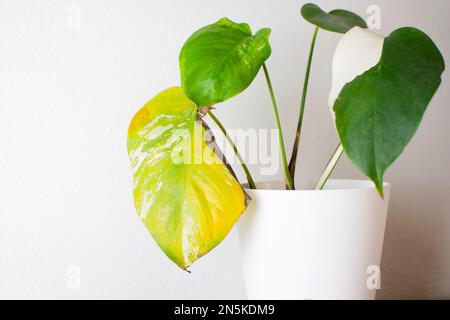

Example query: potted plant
[127,3,445,299]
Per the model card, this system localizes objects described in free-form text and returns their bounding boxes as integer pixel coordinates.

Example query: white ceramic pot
[238,180,390,300]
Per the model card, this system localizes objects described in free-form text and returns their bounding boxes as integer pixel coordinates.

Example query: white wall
[0,0,449,299]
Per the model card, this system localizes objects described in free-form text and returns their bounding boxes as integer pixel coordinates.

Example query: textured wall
[0,0,449,299]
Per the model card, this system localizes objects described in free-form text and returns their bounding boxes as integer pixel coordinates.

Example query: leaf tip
[182,267,192,274]
[374,178,384,199]
[256,27,272,38]
[301,3,318,15]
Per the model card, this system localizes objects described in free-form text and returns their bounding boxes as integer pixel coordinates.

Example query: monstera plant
[128,3,445,270]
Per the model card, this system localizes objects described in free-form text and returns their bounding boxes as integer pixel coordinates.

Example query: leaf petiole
[262,63,294,190]
[289,26,319,185]
[314,143,344,190]
[208,111,257,189]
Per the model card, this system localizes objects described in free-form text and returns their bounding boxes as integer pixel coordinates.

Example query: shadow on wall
[377,179,448,299]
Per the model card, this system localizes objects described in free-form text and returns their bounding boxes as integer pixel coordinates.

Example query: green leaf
[301,3,367,33]
[179,17,272,106]
[334,28,445,195]
[128,87,249,270]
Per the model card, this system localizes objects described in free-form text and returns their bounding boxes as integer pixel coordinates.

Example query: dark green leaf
[334,28,445,195]
[301,3,367,33]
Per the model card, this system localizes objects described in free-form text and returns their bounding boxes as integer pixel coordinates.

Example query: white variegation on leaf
[329,26,385,114]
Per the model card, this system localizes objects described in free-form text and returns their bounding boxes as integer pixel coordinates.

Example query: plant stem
[289,26,319,185]
[262,63,294,190]
[314,143,344,190]
[208,111,257,189]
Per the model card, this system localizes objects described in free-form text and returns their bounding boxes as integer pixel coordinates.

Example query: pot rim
[242,179,390,193]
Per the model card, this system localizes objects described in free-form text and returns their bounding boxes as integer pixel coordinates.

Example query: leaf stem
[262,63,294,190]
[208,111,257,189]
[289,26,319,185]
[314,143,344,190]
